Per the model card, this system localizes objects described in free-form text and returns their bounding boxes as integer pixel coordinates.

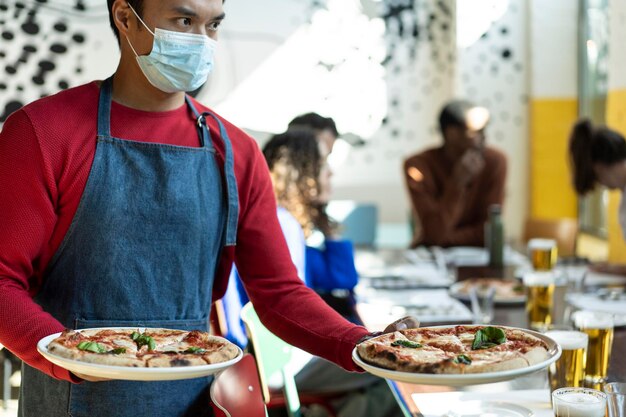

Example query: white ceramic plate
[37,328,243,381]
[444,401,534,417]
[565,292,626,327]
[448,279,526,305]
[352,325,561,386]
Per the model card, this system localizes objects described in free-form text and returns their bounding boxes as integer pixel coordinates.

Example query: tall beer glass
[574,311,614,385]
[552,387,607,417]
[528,238,557,271]
[523,272,555,330]
[544,330,588,392]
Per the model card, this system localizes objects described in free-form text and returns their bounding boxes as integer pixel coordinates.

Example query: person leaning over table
[0,1,416,416]
[569,119,626,276]
[403,100,507,248]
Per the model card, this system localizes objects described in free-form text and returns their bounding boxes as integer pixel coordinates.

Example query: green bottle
[485,204,504,267]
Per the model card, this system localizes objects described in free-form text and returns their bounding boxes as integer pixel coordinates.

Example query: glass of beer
[604,382,626,417]
[528,238,558,271]
[544,330,588,392]
[573,311,614,385]
[523,271,556,330]
[552,387,607,417]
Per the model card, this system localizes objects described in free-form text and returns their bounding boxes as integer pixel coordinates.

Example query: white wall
[609,0,626,91]
[455,0,529,240]
[529,0,579,98]
[206,0,459,225]
[0,1,118,122]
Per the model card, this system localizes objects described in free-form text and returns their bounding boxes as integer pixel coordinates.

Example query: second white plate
[352,326,561,386]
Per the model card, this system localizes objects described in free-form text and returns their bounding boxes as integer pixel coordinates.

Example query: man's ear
[112,0,133,39]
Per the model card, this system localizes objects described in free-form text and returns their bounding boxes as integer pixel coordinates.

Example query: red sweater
[0,82,368,381]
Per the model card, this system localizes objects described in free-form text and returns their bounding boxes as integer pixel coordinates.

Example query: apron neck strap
[195,110,240,246]
[97,77,113,138]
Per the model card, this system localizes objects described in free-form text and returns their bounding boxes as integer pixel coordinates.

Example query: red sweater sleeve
[233,141,369,372]
[0,110,79,382]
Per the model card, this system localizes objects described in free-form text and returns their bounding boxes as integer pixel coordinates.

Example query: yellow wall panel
[529,99,578,219]
[606,89,626,262]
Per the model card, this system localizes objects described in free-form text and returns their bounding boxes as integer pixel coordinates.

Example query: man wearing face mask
[403,100,508,248]
[0,1,415,416]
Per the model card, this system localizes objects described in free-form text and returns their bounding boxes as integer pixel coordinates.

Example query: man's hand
[383,316,420,333]
[357,316,421,345]
[453,149,485,187]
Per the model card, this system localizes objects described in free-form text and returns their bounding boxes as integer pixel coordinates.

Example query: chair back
[240,303,302,417]
[523,218,579,257]
[210,353,268,417]
[326,201,378,247]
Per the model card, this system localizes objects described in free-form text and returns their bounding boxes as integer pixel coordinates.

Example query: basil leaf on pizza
[454,354,472,365]
[356,325,549,374]
[47,328,239,367]
[472,327,506,350]
[184,347,206,354]
[391,340,422,349]
[77,341,107,353]
[132,332,156,351]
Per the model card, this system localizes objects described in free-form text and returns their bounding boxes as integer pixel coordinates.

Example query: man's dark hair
[569,119,626,194]
[438,100,476,132]
[107,0,144,43]
[288,113,339,138]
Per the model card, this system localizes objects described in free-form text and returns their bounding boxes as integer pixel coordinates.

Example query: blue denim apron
[18,78,238,417]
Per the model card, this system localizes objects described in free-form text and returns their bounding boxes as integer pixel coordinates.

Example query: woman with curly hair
[262,128,358,292]
[569,119,626,275]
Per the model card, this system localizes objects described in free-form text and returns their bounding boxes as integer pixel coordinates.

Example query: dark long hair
[262,128,336,237]
[569,119,626,194]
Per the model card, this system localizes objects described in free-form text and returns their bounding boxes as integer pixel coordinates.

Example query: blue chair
[326,201,378,248]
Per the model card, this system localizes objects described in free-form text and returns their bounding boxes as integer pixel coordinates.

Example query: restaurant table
[355,260,626,417]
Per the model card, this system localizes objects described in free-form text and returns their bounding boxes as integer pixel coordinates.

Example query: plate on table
[37,328,243,381]
[566,291,626,327]
[445,401,534,417]
[352,325,561,386]
[449,278,526,305]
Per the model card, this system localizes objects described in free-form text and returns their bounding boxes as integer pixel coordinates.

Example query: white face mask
[126,4,217,93]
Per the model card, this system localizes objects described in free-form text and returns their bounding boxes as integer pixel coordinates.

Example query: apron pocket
[68,318,213,417]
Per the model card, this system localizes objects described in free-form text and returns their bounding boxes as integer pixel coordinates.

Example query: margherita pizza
[47,328,239,367]
[357,325,549,374]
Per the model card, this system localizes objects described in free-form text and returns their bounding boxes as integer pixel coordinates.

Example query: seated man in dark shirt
[403,100,507,248]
